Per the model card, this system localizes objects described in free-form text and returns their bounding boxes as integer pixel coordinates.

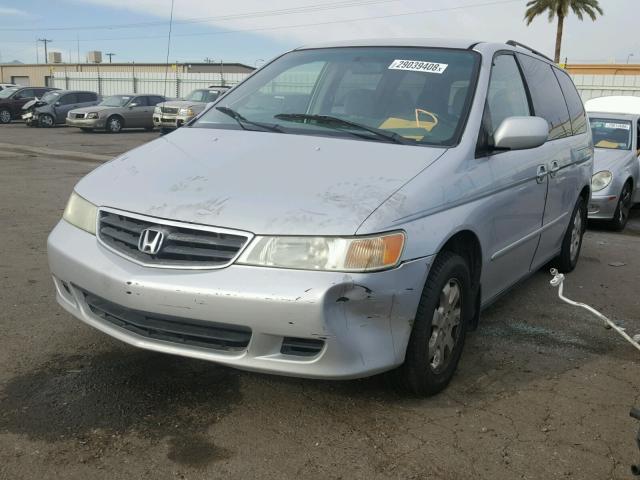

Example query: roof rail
[505,40,554,63]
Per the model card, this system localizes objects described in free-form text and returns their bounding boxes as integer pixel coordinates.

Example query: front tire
[609,182,632,231]
[106,116,123,133]
[38,114,54,128]
[0,109,11,124]
[553,196,586,273]
[395,251,471,396]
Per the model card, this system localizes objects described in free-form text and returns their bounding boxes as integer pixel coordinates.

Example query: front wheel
[553,196,586,273]
[0,109,11,124]
[38,114,54,128]
[394,251,471,396]
[609,182,633,231]
[106,116,123,133]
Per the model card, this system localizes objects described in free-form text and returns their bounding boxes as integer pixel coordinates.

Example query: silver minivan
[48,39,593,396]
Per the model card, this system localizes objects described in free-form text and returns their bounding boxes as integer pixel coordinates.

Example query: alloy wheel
[108,117,122,133]
[618,184,632,225]
[570,205,583,262]
[428,279,462,373]
[0,110,11,123]
[40,115,53,127]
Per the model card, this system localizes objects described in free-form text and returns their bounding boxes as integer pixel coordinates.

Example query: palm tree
[524,0,603,63]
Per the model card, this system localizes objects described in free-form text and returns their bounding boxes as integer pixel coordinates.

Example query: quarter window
[485,54,530,139]
[516,54,571,140]
[553,68,587,135]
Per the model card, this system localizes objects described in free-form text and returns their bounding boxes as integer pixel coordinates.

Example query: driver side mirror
[493,116,549,151]
[54,102,61,107]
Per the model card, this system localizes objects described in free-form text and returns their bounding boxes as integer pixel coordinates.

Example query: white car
[0,83,17,92]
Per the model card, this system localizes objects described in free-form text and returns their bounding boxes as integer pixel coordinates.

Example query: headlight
[86,112,99,119]
[236,232,405,272]
[62,192,97,235]
[154,106,162,114]
[179,108,194,116]
[591,170,612,192]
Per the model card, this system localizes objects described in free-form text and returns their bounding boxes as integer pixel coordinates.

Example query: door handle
[536,164,548,184]
[549,161,560,178]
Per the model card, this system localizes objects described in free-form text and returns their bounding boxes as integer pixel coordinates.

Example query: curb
[0,142,112,163]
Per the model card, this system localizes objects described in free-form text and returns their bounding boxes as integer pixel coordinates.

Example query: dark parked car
[22,90,100,127]
[0,86,59,124]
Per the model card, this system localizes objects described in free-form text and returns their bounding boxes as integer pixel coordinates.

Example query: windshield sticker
[388,60,448,74]
[603,122,630,130]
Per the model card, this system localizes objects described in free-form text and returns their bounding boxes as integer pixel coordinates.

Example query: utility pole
[627,53,634,64]
[105,53,116,63]
[37,38,52,63]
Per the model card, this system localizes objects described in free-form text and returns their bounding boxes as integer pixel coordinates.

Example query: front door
[478,53,548,302]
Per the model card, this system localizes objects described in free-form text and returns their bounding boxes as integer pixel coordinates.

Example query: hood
[70,105,120,114]
[593,148,634,172]
[160,100,202,109]
[22,99,39,111]
[76,127,445,235]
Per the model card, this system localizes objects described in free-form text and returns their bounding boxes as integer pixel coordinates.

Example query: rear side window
[553,68,587,135]
[149,96,165,106]
[132,96,149,107]
[485,54,531,137]
[517,54,571,140]
[59,94,78,105]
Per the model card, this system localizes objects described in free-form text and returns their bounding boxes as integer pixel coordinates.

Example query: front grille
[161,107,179,114]
[98,210,250,269]
[161,118,175,123]
[74,113,85,119]
[83,289,252,351]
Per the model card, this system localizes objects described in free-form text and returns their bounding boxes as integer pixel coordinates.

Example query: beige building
[0,62,255,87]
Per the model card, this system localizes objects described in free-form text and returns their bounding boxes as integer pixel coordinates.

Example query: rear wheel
[394,251,471,396]
[38,114,54,128]
[609,182,633,231]
[553,196,586,273]
[106,116,123,133]
[0,109,11,124]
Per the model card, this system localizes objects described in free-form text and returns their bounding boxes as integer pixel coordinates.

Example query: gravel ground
[0,127,639,480]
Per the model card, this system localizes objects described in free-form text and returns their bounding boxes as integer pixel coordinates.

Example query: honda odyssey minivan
[48,39,593,396]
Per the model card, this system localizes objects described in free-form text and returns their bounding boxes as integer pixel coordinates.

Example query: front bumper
[153,113,193,129]
[66,117,105,129]
[48,220,430,379]
[588,193,619,220]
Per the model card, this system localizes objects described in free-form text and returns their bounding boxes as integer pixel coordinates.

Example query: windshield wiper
[215,106,283,133]
[273,113,411,145]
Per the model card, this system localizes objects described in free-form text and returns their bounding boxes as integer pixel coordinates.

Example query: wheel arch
[437,229,483,330]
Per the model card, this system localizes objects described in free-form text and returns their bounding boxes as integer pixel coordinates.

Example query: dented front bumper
[47,220,431,379]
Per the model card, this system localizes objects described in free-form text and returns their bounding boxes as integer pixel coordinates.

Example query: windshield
[99,95,132,107]
[194,47,480,146]
[41,91,61,104]
[0,87,20,99]
[185,89,220,102]
[590,118,632,150]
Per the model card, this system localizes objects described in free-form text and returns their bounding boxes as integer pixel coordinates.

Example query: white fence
[52,71,251,98]
[570,74,640,101]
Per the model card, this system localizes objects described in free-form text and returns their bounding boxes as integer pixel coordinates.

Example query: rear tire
[394,251,471,396]
[553,196,586,273]
[0,109,11,124]
[609,182,633,231]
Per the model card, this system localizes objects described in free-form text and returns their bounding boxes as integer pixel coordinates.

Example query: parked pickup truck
[153,87,229,133]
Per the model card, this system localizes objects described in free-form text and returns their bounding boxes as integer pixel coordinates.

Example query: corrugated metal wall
[569,74,640,101]
[52,71,251,97]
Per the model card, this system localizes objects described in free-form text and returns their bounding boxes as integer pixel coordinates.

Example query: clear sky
[0,0,637,65]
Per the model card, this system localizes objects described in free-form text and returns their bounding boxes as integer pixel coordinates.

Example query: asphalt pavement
[0,124,639,480]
